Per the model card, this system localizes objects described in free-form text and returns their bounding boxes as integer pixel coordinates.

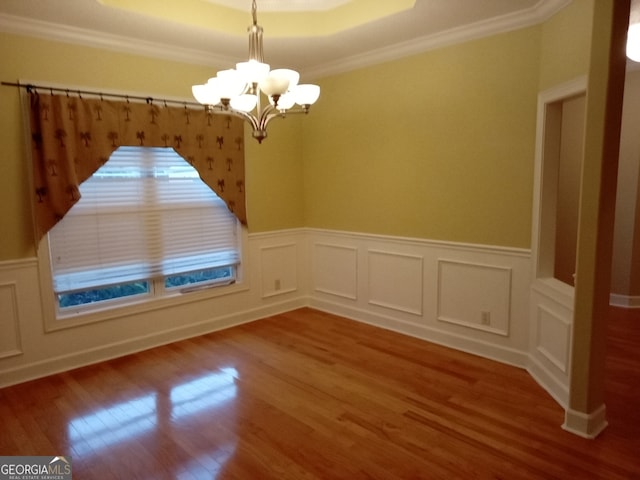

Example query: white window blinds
[48,147,239,293]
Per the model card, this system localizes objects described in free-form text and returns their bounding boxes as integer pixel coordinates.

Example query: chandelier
[192,0,321,143]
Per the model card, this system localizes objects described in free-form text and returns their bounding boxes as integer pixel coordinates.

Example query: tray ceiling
[0,0,570,78]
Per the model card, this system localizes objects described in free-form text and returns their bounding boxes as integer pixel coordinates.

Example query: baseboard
[609,293,640,308]
[309,298,529,369]
[562,404,608,439]
[0,297,306,388]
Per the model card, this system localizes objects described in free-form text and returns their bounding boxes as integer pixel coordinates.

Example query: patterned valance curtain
[29,92,246,244]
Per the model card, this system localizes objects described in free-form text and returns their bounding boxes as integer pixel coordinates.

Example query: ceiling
[0,0,571,79]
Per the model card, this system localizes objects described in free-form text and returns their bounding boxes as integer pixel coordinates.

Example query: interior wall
[301,26,542,249]
[538,0,594,91]
[612,70,640,302]
[554,95,585,286]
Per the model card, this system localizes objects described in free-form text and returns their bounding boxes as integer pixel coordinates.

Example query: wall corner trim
[562,404,608,439]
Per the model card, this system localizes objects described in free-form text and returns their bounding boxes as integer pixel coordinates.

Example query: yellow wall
[538,0,594,91]
[302,27,541,248]
[245,117,306,232]
[0,33,304,260]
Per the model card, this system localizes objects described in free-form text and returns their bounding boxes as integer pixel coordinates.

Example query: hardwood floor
[1,307,638,479]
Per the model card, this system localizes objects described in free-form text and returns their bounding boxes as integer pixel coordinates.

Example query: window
[46,147,240,315]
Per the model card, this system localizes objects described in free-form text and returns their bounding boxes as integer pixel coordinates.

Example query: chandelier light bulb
[628,23,640,62]
[269,69,300,90]
[230,94,258,112]
[216,69,247,100]
[273,92,296,111]
[191,84,220,106]
[293,84,321,107]
[259,75,290,97]
[236,60,271,85]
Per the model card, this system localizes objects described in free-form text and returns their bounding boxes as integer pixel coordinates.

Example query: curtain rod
[1,81,204,109]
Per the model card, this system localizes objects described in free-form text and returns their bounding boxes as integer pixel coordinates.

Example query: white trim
[367,249,424,316]
[0,257,38,271]
[609,293,640,308]
[248,227,307,240]
[527,77,588,422]
[306,228,531,257]
[0,13,230,67]
[306,0,572,78]
[0,282,23,359]
[312,242,358,300]
[535,305,571,374]
[562,404,608,439]
[436,259,512,337]
[259,242,299,298]
[531,75,588,283]
[306,228,531,368]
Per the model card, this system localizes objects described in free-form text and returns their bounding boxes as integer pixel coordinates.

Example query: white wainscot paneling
[437,259,512,336]
[260,243,298,298]
[536,305,571,373]
[0,282,23,359]
[368,250,423,316]
[313,243,357,300]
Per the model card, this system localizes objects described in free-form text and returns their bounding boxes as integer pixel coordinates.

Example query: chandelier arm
[208,106,260,131]
[231,110,261,132]
[258,102,317,129]
[261,112,282,129]
[257,102,278,129]
[279,108,313,116]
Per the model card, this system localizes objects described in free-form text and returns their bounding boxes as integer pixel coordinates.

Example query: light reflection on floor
[67,367,239,476]
[68,393,157,456]
[171,367,238,419]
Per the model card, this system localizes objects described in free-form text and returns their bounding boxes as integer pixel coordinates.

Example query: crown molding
[1,0,571,79]
[305,0,572,79]
[0,13,232,68]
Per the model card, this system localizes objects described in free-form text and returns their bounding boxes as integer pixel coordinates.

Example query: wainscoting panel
[527,280,573,407]
[437,260,511,336]
[307,229,531,368]
[0,282,22,359]
[368,250,423,316]
[260,243,298,298]
[536,304,571,373]
[312,243,358,300]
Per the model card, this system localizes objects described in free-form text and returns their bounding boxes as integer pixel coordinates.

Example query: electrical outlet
[481,311,491,326]
[274,279,281,291]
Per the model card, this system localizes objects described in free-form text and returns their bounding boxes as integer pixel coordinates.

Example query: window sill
[46,280,250,332]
